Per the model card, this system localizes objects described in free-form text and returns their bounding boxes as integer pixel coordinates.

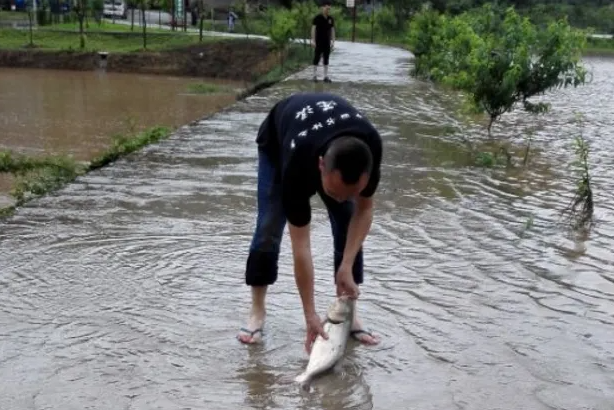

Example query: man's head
[321,0,331,15]
[319,136,372,202]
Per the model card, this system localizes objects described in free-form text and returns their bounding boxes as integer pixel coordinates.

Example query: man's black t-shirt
[312,13,335,48]
[256,92,383,227]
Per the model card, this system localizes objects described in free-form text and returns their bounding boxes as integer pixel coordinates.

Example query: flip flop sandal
[237,327,263,344]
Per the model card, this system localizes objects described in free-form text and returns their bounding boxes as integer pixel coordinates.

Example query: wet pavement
[1,40,614,410]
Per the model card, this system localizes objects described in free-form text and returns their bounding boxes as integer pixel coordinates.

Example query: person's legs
[238,148,286,344]
[320,194,379,345]
[313,46,323,80]
[322,47,331,81]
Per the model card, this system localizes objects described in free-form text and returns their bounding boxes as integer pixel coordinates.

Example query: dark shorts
[313,44,331,66]
[244,148,364,287]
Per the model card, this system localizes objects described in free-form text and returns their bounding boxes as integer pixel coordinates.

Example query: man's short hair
[323,136,373,185]
[321,0,331,6]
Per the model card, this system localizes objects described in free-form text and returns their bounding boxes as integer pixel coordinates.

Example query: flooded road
[1,41,614,410]
[0,67,241,161]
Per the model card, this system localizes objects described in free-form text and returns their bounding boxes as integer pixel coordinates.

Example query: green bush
[408,5,588,136]
[291,0,319,45]
[268,6,296,66]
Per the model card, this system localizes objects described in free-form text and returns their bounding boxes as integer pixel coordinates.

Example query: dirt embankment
[0,39,279,82]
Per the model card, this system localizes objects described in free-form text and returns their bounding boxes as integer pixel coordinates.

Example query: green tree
[73,0,87,49]
[233,0,253,38]
[128,0,136,31]
[193,0,207,42]
[374,5,400,40]
[406,5,445,77]
[268,7,296,68]
[408,5,588,137]
[25,0,35,47]
[291,0,318,48]
[140,0,148,49]
[92,0,104,25]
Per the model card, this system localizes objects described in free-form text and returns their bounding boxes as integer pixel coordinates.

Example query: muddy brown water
[1,42,613,410]
[0,67,241,161]
[0,66,241,207]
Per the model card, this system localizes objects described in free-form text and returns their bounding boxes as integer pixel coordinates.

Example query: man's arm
[330,18,335,45]
[341,137,381,269]
[340,196,373,268]
[288,223,317,318]
[282,144,317,318]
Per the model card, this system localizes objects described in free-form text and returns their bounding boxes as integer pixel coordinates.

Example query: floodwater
[0,67,241,207]
[0,67,241,161]
[1,41,614,410]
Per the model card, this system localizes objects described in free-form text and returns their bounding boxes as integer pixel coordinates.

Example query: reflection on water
[0,43,614,410]
[0,67,241,160]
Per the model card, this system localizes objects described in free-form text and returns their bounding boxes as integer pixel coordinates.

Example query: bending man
[237,92,383,353]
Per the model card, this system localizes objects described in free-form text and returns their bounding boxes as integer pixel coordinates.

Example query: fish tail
[294,372,310,386]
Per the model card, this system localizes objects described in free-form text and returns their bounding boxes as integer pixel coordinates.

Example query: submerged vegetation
[187,83,237,94]
[565,132,594,231]
[0,6,314,220]
[407,4,588,139]
[255,45,312,83]
[1,2,605,229]
[0,127,171,218]
[89,126,170,169]
[0,151,85,205]
[405,4,597,229]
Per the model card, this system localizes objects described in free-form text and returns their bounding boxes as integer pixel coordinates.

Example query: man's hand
[330,41,335,50]
[305,312,328,354]
[288,221,322,353]
[310,40,315,48]
[336,197,373,299]
[336,263,359,299]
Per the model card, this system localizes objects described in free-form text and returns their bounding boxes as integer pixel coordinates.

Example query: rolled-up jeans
[244,148,364,286]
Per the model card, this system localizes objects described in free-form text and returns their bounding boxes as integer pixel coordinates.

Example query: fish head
[327,295,355,323]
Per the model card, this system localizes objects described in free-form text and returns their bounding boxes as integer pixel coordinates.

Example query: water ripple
[0,44,614,410]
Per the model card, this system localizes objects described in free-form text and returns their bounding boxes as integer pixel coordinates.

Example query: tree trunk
[141,1,147,50]
[78,14,85,49]
[199,15,204,42]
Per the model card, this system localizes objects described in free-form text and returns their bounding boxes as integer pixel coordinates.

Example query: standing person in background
[227,9,238,32]
[311,0,335,83]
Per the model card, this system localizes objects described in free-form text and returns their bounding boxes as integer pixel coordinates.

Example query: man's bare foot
[350,319,380,345]
[237,313,265,344]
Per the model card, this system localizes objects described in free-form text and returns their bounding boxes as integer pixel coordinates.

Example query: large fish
[294,295,355,388]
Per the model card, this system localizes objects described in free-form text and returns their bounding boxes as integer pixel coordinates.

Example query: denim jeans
[244,149,364,286]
